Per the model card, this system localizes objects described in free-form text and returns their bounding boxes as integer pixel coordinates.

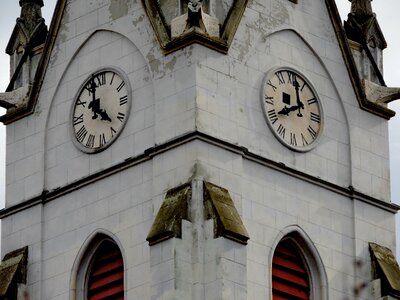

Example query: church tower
[1,0,400,299]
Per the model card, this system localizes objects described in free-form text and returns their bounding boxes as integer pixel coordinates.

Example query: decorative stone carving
[5,0,48,91]
[141,0,248,54]
[349,0,373,21]
[171,1,219,39]
[0,85,31,110]
[363,79,400,104]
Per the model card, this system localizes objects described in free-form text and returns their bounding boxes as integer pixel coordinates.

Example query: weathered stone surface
[349,0,373,21]
[204,181,249,244]
[370,242,400,297]
[0,247,28,299]
[363,79,400,104]
[142,0,248,54]
[0,85,30,109]
[147,184,191,245]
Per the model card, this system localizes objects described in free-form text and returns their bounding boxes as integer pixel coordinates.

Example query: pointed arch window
[272,239,310,299]
[270,229,328,300]
[86,240,124,299]
[74,236,125,300]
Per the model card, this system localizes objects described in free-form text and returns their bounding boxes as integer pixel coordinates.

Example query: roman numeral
[277,124,286,139]
[120,95,128,106]
[276,71,285,84]
[73,114,84,126]
[95,72,106,86]
[117,81,125,92]
[287,71,295,85]
[300,81,306,91]
[264,95,274,105]
[267,109,278,125]
[290,133,297,146]
[76,99,86,108]
[110,127,117,137]
[301,133,309,146]
[267,80,277,92]
[110,72,116,85]
[99,133,106,147]
[310,112,321,123]
[76,126,88,143]
[117,112,125,122]
[85,83,92,95]
[86,134,95,148]
[307,98,317,105]
[307,126,317,139]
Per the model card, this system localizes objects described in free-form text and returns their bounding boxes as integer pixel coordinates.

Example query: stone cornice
[0,131,398,219]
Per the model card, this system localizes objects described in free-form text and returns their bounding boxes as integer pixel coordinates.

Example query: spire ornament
[141,0,248,54]
[349,0,373,22]
[344,0,386,86]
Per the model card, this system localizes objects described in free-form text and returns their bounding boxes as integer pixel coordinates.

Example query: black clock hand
[278,104,301,116]
[99,109,112,122]
[88,75,101,119]
[87,74,112,122]
[278,106,290,116]
[293,77,304,117]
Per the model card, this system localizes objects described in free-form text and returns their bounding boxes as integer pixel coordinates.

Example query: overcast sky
[0,0,399,257]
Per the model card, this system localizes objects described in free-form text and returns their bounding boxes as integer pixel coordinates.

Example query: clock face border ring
[260,66,324,153]
[70,67,132,154]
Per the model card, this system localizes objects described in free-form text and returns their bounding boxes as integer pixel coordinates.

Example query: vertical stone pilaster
[147,178,249,299]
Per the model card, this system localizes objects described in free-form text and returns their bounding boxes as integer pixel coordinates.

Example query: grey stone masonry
[0,0,399,299]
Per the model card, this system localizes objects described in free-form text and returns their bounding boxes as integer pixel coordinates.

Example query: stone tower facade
[1,0,400,299]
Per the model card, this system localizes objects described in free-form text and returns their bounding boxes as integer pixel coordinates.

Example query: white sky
[0,0,400,257]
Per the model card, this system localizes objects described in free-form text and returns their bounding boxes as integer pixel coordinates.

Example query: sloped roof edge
[325,0,394,119]
[6,22,30,55]
[0,0,67,125]
[0,0,394,124]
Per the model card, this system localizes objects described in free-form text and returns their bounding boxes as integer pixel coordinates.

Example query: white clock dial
[71,69,131,153]
[262,68,323,152]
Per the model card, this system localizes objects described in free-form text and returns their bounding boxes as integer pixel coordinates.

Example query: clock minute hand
[87,75,112,122]
[293,77,304,117]
[88,75,101,119]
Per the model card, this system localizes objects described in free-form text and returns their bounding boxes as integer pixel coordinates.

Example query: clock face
[262,68,323,152]
[71,69,131,153]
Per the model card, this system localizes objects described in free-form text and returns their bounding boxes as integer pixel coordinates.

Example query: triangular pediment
[6,23,30,55]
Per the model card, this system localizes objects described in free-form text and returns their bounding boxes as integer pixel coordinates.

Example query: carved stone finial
[18,0,45,34]
[349,0,373,21]
[19,0,44,7]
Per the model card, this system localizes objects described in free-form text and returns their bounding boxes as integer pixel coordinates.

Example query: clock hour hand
[99,109,112,122]
[278,104,300,116]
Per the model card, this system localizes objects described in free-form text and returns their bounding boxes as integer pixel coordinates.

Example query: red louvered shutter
[272,240,310,300]
[87,241,124,300]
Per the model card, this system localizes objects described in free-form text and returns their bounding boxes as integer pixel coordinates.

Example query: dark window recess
[289,0,298,3]
[272,240,310,300]
[87,241,124,300]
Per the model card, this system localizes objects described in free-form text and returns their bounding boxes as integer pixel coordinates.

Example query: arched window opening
[272,239,311,300]
[86,240,124,300]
